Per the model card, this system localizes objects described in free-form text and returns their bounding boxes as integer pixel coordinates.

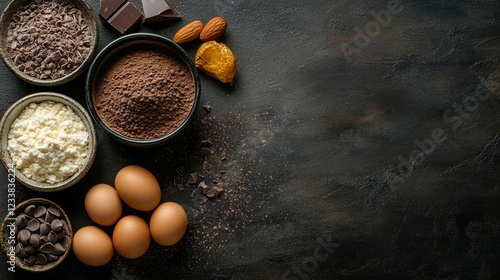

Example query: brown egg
[149,202,188,246]
[115,165,161,211]
[112,215,150,259]
[73,226,113,266]
[85,184,122,226]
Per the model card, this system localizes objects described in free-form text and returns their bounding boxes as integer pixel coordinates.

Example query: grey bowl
[0,0,99,86]
[0,92,97,192]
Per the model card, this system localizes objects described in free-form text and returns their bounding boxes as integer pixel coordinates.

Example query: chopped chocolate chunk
[203,104,212,113]
[100,0,127,20]
[205,188,216,198]
[203,161,212,174]
[191,189,196,198]
[201,147,213,156]
[200,140,213,147]
[213,186,225,197]
[174,175,183,187]
[187,173,198,185]
[176,166,184,176]
[104,1,144,35]
[198,181,209,194]
[141,0,181,23]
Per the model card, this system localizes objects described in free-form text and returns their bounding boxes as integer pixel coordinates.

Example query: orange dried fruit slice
[195,41,237,83]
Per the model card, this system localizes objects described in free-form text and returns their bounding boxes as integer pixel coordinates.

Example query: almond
[199,17,227,41]
[173,20,204,44]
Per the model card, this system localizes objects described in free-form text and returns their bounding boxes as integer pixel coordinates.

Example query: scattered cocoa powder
[94,46,195,140]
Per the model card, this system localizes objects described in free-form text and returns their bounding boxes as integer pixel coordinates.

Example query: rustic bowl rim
[0,92,97,192]
[0,198,73,272]
[0,0,99,86]
[85,32,201,148]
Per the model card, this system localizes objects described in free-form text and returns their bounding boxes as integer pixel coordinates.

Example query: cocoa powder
[94,46,195,140]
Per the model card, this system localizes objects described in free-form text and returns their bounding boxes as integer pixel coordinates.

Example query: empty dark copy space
[1,0,500,279]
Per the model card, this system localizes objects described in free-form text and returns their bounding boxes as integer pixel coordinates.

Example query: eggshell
[149,202,188,246]
[85,184,122,226]
[115,165,161,211]
[73,226,113,266]
[112,215,151,259]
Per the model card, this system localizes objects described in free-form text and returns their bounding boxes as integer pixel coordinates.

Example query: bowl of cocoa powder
[0,0,98,86]
[85,33,201,148]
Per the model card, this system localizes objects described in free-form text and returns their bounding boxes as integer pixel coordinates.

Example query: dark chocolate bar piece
[100,0,127,20]
[141,0,182,23]
[107,2,144,35]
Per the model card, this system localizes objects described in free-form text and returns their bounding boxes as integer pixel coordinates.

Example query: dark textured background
[1,0,500,279]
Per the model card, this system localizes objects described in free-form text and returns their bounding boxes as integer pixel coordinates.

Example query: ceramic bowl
[0,0,99,86]
[85,33,201,148]
[0,198,73,272]
[0,92,97,192]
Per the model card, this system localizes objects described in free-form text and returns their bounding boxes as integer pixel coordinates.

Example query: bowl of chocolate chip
[85,33,201,148]
[0,0,99,86]
[0,198,73,272]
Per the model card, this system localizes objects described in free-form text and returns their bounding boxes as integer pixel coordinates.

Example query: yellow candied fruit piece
[195,41,237,84]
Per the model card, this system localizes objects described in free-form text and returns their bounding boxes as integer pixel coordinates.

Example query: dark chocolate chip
[15,243,27,258]
[26,218,40,232]
[34,206,46,218]
[44,211,55,223]
[24,255,36,266]
[60,235,71,249]
[24,205,36,216]
[56,230,65,240]
[39,242,54,254]
[53,243,65,255]
[48,231,57,244]
[46,254,59,262]
[47,206,60,217]
[40,222,51,235]
[17,229,31,245]
[35,253,48,265]
[50,219,63,232]
[40,235,49,244]
[60,219,70,236]
[24,244,35,254]
[15,214,29,229]
[29,233,40,248]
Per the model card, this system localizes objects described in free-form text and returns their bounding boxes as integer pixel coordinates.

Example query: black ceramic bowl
[85,33,201,148]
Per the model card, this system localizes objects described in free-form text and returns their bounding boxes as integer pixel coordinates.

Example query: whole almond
[174,20,204,44]
[200,17,227,41]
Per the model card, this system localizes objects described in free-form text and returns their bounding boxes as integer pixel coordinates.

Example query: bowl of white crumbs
[0,92,96,192]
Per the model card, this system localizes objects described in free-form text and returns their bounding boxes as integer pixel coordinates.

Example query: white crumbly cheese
[7,101,89,184]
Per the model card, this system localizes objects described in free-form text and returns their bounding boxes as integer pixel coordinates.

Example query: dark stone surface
[1,0,499,279]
